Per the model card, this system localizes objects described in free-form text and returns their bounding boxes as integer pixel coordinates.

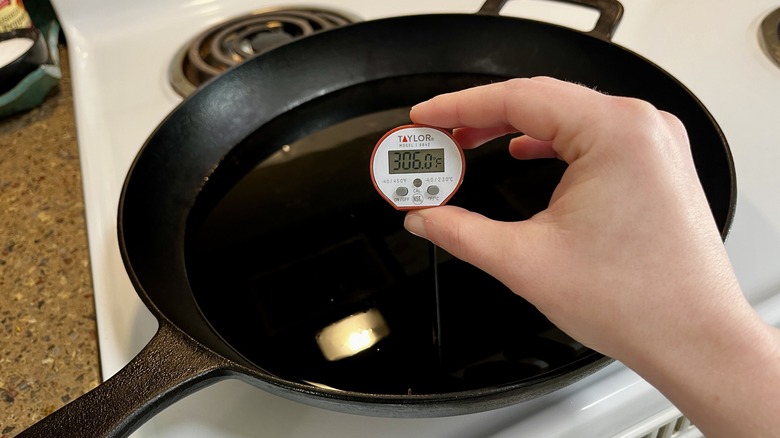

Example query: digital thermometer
[370,125,465,210]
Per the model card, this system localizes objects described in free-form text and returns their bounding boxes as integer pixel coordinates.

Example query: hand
[405,77,780,437]
[406,76,736,355]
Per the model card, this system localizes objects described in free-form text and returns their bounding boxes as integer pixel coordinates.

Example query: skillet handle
[477,0,624,41]
[16,321,235,438]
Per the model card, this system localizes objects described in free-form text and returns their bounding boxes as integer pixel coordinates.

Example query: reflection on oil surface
[185,108,593,395]
[316,308,391,361]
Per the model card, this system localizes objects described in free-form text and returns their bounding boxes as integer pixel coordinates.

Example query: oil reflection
[316,308,390,361]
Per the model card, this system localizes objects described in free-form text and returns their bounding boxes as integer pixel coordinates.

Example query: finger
[451,126,517,149]
[453,128,559,160]
[508,136,558,160]
[410,77,613,163]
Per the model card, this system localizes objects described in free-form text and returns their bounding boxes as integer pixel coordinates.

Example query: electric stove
[48,0,780,436]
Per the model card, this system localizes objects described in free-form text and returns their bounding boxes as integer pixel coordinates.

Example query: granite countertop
[0,46,101,437]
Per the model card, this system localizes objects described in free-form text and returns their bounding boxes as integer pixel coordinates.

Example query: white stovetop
[49,0,780,436]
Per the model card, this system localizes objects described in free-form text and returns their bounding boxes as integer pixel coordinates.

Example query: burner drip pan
[169,8,358,97]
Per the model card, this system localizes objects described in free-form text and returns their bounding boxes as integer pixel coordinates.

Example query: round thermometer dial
[370,125,465,210]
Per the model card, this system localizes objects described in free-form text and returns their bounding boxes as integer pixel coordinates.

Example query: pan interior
[120,13,734,406]
[183,77,601,396]
[181,59,734,396]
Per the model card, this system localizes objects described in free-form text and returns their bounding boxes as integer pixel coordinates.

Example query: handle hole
[498,0,601,33]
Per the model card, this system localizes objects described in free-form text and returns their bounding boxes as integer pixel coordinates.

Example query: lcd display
[388,149,444,174]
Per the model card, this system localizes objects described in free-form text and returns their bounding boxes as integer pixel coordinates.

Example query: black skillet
[19,0,736,436]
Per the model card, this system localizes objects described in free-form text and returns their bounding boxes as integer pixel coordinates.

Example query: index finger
[409,77,614,163]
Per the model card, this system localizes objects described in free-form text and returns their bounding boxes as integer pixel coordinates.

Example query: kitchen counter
[0,45,100,437]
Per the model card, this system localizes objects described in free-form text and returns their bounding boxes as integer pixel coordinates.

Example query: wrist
[620,288,780,438]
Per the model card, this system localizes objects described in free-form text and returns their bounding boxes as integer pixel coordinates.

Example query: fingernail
[410,99,430,113]
[404,212,428,239]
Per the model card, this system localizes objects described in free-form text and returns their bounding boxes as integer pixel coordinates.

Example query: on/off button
[395,186,409,197]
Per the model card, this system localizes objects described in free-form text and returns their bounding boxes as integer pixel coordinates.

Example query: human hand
[406,76,740,357]
[405,77,779,437]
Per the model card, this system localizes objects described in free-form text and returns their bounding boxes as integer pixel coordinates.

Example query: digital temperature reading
[388,149,445,174]
[370,125,465,210]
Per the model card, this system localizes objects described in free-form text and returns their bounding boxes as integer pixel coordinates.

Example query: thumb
[403,206,534,285]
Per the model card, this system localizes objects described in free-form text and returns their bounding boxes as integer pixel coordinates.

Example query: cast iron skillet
[19,0,736,436]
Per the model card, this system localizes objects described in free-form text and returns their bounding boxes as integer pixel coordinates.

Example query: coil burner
[169,8,358,97]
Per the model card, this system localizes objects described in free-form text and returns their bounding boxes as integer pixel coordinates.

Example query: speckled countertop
[0,46,101,437]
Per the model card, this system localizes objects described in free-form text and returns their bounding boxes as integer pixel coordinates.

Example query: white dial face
[370,125,465,210]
